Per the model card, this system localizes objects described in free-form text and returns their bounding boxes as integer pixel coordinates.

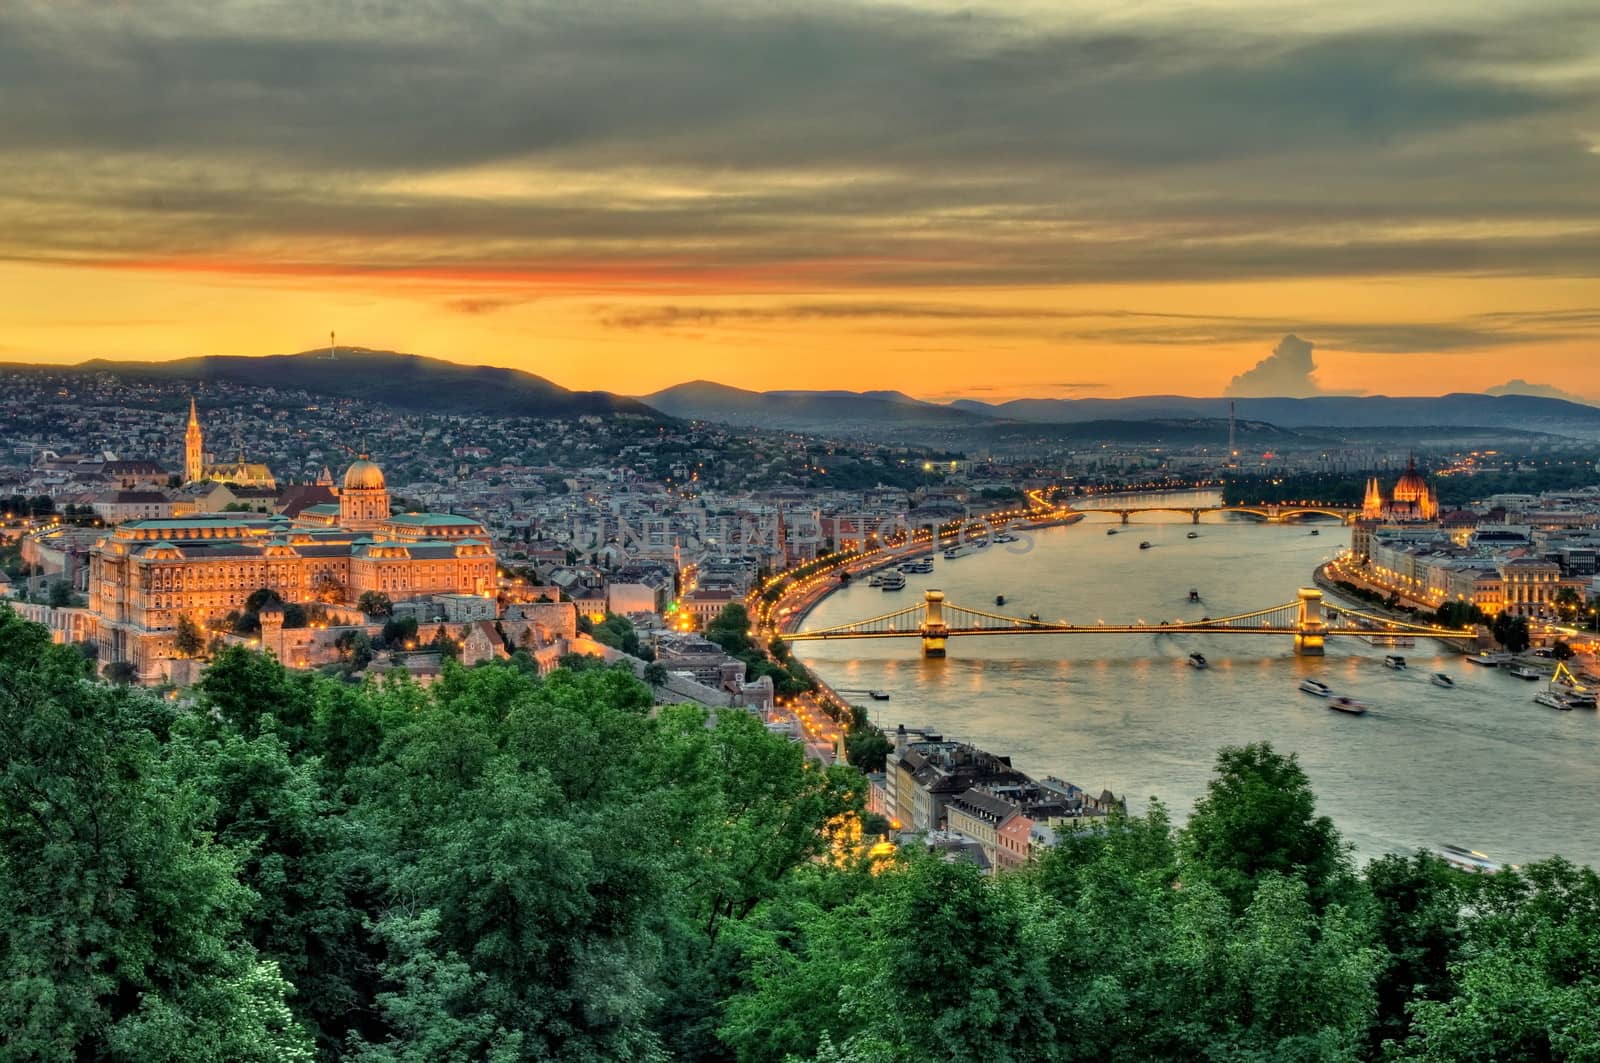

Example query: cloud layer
[2,0,1598,290]
[0,0,1597,394]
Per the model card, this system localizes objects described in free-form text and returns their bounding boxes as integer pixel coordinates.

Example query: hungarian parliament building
[90,440,499,673]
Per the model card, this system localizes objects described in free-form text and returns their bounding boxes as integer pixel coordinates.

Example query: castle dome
[343,456,386,491]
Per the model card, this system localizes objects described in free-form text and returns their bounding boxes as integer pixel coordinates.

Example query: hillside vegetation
[2,606,1596,1061]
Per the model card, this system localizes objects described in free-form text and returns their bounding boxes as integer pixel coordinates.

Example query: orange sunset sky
[3,0,1598,402]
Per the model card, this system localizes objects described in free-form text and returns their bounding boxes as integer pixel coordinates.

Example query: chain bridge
[782,588,1476,658]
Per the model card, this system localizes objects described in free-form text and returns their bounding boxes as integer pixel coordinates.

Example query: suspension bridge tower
[921,588,949,658]
[1294,587,1327,656]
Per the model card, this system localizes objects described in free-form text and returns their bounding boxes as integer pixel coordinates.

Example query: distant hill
[981,417,1298,446]
[32,348,664,420]
[641,381,994,431]
[952,394,1600,434]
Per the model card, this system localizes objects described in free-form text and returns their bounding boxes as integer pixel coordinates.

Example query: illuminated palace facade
[90,455,496,672]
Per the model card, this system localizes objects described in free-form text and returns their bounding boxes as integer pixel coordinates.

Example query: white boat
[1187,652,1208,670]
[879,572,906,591]
[1533,689,1574,710]
[867,573,885,587]
[1299,678,1333,697]
[943,545,969,560]
[1437,845,1503,873]
[1507,665,1541,681]
[1465,652,1510,667]
[1431,673,1455,688]
[1384,655,1407,670]
[1328,695,1369,716]
[1186,531,1199,539]
[994,533,1020,544]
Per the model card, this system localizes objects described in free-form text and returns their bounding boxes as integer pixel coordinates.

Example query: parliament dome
[343,457,386,491]
[1393,458,1427,502]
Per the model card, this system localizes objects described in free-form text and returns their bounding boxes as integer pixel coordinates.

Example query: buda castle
[91,418,497,674]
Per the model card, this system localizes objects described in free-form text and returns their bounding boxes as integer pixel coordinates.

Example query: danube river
[794,493,1600,868]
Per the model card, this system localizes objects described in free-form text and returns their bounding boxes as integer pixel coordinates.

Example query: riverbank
[778,512,1085,633]
[794,514,1600,868]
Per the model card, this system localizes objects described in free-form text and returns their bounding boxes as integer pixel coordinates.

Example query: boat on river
[1431,673,1455,688]
[995,594,1006,606]
[1384,655,1407,670]
[1139,540,1152,550]
[1534,689,1574,710]
[1187,531,1200,539]
[1106,528,1118,536]
[1437,845,1503,873]
[879,572,906,591]
[1328,695,1369,716]
[1299,678,1333,697]
[1188,652,1209,670]
[1466,652,1511,667]
[869,689,890,701]
[1507,665,1542,681]
[1188,588,1201,601]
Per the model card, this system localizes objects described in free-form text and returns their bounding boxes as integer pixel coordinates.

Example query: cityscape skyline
[3,0,1599,400]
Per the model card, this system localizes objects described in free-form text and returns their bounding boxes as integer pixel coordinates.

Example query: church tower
[1361,477,1384,520]
[184,397,204,484]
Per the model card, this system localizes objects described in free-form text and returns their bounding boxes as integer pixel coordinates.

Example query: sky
[2,0,1598,402]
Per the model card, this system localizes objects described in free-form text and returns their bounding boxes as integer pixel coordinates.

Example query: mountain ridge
[5,348,664,420]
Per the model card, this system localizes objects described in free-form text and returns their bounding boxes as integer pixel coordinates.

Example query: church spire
[184,395,204,485]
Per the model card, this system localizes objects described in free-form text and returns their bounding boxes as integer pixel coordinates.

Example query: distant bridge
[1067,503,1359,525]
[783,588,1474,658]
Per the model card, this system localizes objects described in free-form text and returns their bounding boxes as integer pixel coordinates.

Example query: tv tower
[1227,400,1238,466]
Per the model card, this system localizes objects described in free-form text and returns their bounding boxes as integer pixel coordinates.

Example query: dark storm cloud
[0,0,1598,286]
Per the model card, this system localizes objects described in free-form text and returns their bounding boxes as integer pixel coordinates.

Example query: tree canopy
[4,606,1598,1061]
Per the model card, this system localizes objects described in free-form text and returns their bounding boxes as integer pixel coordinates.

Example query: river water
[795,492,1600,868]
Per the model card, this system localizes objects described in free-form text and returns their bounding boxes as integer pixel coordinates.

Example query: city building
[89,453,496,675]
[183,397,277,489]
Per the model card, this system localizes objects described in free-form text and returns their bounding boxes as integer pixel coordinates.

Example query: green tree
[1181,742,1354,914]
[1364,851,1465,1052]
[1400,859,1600,1060]
[643,661,669,689]
[358,591,394,618]
[174,613,206,657]
[1492,613,1532,653]
[47,578,75,607]
[0,608,314,1060]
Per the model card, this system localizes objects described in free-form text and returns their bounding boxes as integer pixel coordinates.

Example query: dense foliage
[5,604,1599,1061]
[707,604,814,698]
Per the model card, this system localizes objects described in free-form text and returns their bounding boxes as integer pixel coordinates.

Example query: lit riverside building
[89,454,496,675]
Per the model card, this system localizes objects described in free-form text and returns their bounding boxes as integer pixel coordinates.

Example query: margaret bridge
[1066,503,1360,525]
[782,588,1477,658]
